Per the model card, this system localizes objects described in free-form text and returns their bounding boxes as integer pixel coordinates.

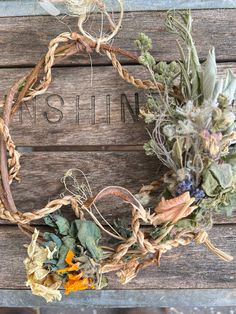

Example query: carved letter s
[43,94,64,124]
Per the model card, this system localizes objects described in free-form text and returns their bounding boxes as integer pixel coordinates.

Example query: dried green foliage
[43,213,105,289]
[136,10,236,225]
[73,220,103,261]
[113,217,132,239]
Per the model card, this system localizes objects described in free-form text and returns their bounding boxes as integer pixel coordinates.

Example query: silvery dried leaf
[222,69,236,103]
[172,137,184,167]
[202,47,217,101]
[212,79,223,105]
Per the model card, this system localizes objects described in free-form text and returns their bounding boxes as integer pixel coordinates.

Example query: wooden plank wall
[0,8,236,306]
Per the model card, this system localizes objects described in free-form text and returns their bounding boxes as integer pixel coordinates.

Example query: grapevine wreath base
[0,8,236,302]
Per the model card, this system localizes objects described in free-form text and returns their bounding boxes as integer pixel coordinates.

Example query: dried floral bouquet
[0,9,236,303]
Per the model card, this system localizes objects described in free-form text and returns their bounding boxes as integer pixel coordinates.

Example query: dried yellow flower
[201,130,222,159]
[24,229,62,303]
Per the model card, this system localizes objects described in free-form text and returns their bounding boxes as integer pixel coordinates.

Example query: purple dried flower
[176,178,205,202]
[176,178,193,195]
[190,188,205,201]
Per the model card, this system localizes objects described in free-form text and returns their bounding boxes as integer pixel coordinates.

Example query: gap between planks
[0,59,235,70]
[17,145,144,152]
[0,10,235,67]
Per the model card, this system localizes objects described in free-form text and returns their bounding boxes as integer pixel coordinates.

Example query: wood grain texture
[0,225,235,290]
[3,66,147,146]
[1,1,236,17]
[11,151,162,222]
[0,63,235,146]
[9,151,236,224]
[0,10,235,67]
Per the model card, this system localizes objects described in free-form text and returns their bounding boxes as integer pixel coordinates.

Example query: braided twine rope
[0,30,233,283]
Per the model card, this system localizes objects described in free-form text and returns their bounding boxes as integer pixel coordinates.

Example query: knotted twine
[0,1,233,284]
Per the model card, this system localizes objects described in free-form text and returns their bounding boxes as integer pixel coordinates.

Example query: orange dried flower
[64,275,94,295]
[57,249,94,295]
[57,249,80,274]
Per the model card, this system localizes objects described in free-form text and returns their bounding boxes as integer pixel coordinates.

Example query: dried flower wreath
[0,3,236,303]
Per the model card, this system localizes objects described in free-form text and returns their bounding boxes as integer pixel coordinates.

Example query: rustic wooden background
[0,1,236,307]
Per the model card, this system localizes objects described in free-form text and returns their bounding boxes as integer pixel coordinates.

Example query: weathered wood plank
[0,225,235,290]
[1,1,236,17]
[1,63,235,146]
[0,10,235,67]
[9,151,236,224]
[11,151,162,221]
[1,289,236,308]
[2,66,147,146]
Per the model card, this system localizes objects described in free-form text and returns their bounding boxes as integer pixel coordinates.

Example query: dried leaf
[202,47,217,101]
[113,218,131,239]
[209,163,233,189]
[44,232,62,251]
[212,79,224,104]
[116,258,139,284]
[150,225,170,240]
[54,215,70,236]
[153,192,197,225]
[56,236,76,269]
[44,215,57,228]
[175,218,196,230]
[202,171,219,196]
[223,69,236,103]
[219,192,236,216]
[155,192,190,212]
[75,220,103,261]
[44,214,70,236]
[172,137,184,167]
